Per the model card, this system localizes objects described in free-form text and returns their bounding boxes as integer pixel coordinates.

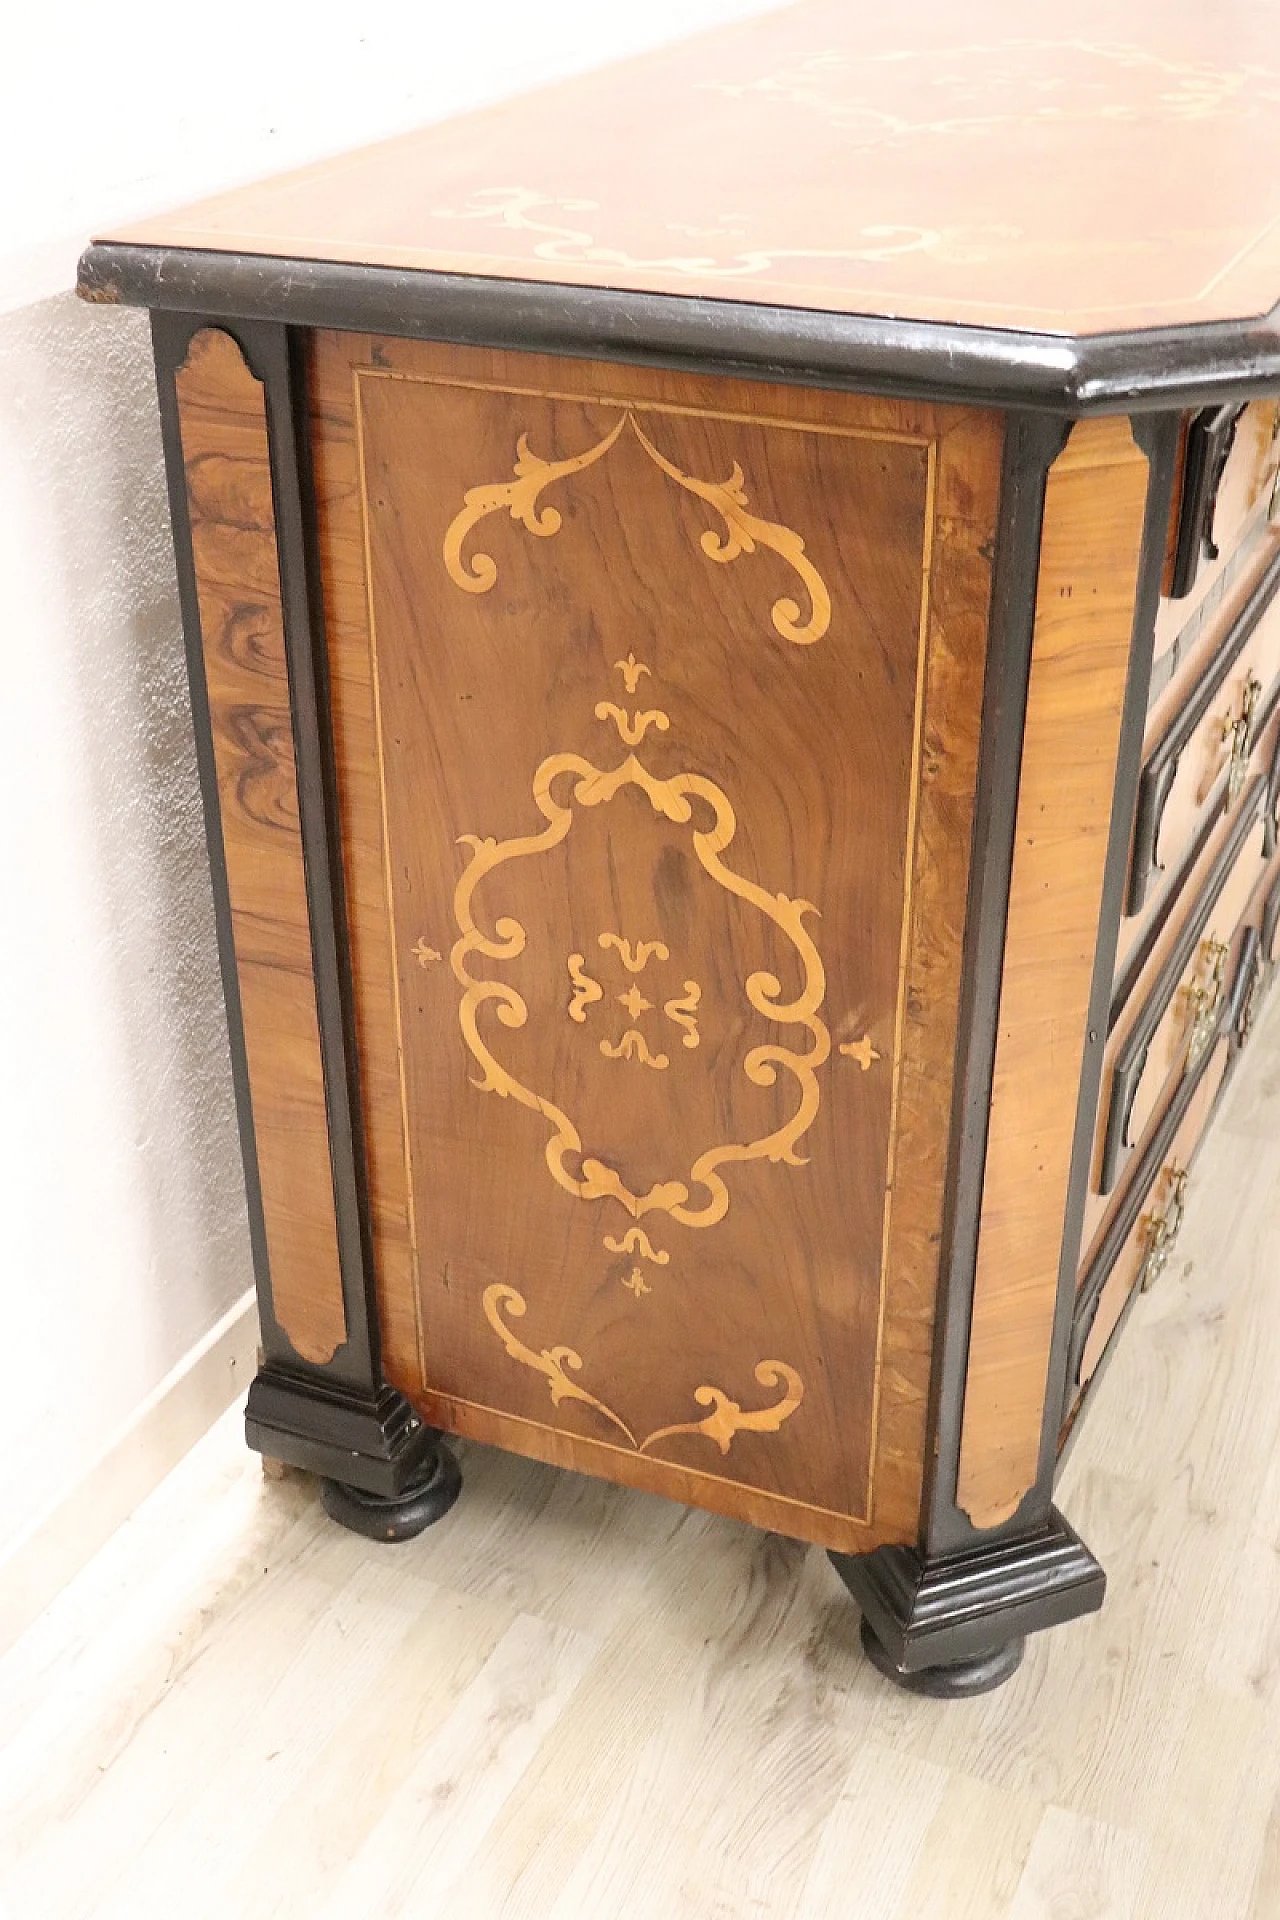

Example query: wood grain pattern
[311,332,1003,1553]
[176,328,347,1366]
[99,1,1280,336]
[957,416,1150,1530]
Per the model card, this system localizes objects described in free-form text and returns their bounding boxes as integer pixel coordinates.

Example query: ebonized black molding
[1100,772,1271,1194]
[920,412,1069,1559]
[244,1373,439,1498]
[1127,545,1280,914]
[79,243,1280,417]
[829,1507,1104,1674]
[1169,403,1247,598]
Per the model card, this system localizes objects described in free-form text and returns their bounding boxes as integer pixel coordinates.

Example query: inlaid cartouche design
[446,645,833,1238]
[434,418,884,1446]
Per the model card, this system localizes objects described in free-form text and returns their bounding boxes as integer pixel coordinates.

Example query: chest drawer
[1098,783,1271,1196]
[1160,398,1280,615]
[1068,1029,1231,1425]
[1127,550,1280,922]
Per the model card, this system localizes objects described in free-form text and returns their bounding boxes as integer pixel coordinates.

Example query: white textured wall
[0,0,770,1558]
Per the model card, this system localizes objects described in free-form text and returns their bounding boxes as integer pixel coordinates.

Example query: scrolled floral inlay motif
[483,1285,804,1456]
[567,953,604,1023]
[431,185,1000,280]
[599,932,669,973]
[662,983,702,1049]
[441,408,830,645]
[442,411,626,595]
[450,738,831,1229]
[435,421,879,1462]
[594,701,671,746]
[600,1029,669,1071]
[614,652,650,693]
[604,1228,670,1265]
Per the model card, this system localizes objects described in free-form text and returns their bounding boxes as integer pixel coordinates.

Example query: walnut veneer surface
[98,0,1280,334]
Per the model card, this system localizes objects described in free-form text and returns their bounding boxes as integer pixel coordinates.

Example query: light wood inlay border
[957,414,1151,1529]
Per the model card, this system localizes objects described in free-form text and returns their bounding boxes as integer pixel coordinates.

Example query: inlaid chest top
[95,0,1280,337]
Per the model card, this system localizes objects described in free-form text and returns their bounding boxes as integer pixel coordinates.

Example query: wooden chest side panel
[176,328,347,1366]
[957,416,1150,1529]
[312,335,1002,1552]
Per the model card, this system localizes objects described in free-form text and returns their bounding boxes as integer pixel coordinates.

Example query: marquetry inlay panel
[311,334,1003,1553]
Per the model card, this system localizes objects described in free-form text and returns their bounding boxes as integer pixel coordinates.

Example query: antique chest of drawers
[78,0,1280,1696]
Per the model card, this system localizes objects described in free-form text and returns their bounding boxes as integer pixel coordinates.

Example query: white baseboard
[0,1288,259,1659]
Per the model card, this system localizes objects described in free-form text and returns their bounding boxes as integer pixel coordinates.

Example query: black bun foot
[859,1615,1025,1697]
[320,1438,462,1542]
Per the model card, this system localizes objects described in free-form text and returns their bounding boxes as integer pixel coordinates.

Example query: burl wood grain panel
[176,328,346,1366]
[311,334,1003,1553]
[957,416,1150,1530]
[105,1,1280,334]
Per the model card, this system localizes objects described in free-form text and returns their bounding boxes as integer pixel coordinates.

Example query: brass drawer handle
[1139,1165,1188,1293]
[1183,937,1229,1068]
[1222,670,1262,805]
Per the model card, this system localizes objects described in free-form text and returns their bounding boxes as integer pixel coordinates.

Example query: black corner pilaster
[921,409,1071,1560]
[832,412,1181,1694]
[923,409,1182,1565]
[151,311,433,1500]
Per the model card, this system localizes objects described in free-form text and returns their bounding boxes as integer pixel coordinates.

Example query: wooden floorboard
[2,989,1279,1919]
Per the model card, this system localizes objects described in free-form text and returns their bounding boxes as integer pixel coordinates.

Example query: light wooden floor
[3,996,1279,1920]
